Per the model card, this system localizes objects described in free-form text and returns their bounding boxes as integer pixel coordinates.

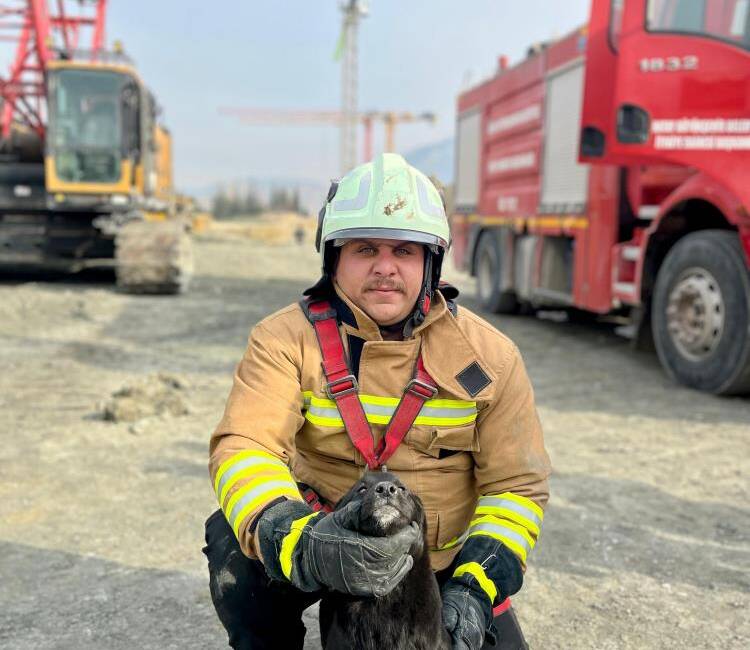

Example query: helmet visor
[328,227,448,251]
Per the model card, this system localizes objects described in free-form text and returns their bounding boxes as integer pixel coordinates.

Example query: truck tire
[651,230,750,395]
[475,230,519,314]
[115,220,193,295]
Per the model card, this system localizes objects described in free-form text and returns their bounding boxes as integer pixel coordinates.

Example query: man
[203,153,550,650]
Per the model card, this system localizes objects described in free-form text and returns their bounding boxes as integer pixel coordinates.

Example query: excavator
[0,0,192,293]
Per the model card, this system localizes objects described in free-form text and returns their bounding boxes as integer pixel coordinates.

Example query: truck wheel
[115,220,194,295]
[475,230,518,314]
[651,230,750,395]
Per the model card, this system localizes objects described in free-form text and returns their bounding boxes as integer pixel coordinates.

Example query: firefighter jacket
[209,283,551,572]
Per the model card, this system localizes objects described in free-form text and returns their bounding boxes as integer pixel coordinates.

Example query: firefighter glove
[441,535,524,648]
[441,581,490,650]
[256,498,419,597]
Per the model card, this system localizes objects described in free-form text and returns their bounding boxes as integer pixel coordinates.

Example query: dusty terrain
[0,225,748,649]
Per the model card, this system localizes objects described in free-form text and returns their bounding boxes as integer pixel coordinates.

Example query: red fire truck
[451,0,750,395]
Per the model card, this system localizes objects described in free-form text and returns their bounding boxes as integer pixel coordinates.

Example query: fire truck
[451,0,750,395]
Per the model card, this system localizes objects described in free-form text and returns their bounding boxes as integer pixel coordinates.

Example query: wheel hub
[665,267,725,361]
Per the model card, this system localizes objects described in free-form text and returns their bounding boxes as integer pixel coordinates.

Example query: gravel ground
[0,227,747,649]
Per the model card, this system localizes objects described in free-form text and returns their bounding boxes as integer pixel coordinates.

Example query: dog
[319,470,451,650]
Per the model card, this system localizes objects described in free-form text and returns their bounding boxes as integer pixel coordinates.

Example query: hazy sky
[107,1,591,192]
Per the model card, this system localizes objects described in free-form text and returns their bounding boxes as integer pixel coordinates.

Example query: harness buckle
[405,377,438,399]
[308,307,338,322]
[326,374,359,399]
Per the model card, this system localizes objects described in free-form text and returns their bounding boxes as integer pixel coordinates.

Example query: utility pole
[339,0,367,176]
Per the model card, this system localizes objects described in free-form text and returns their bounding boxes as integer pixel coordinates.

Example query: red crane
[0,0,107,138]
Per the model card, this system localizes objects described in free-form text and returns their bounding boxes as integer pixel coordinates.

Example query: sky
[105,1,592,195]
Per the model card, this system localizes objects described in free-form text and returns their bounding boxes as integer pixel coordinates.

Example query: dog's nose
[374,481,398,496]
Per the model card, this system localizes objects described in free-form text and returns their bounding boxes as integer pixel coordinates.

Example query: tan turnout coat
[209,284,550,571]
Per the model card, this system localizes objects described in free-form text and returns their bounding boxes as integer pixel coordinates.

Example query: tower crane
[219,107,436,165]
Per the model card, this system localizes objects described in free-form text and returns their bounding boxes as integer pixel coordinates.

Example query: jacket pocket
[430,424,479,453]
[425,510,440,550]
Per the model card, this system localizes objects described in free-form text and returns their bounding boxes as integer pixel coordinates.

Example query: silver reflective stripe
[227,479,297,528]
[216,456,287,500]
[332,171,371,211]
[420,405,476,419]
[478,496,542,528]
[307,405,340,419]
[416,176,444,218]
[469,522,532,554]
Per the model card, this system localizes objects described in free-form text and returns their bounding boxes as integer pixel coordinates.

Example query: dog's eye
[398,486,406,492]
[358,485,367,493]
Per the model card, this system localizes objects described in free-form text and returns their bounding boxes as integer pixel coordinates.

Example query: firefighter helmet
[315,153,450,255]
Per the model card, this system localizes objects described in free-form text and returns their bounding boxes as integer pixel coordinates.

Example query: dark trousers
[203,509,529,650]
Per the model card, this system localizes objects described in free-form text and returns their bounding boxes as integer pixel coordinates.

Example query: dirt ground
[0,225,748,649]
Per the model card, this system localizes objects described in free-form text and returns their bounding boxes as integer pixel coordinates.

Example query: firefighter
[203,153,550,650]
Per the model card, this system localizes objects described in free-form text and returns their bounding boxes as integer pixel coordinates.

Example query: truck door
[582,0,750,208]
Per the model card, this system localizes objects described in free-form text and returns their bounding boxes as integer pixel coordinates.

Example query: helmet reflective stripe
[416,176,444,219]
[332,171,371,212]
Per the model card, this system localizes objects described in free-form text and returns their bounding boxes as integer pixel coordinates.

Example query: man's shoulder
[453,303,518,351]
[252,302,310,339]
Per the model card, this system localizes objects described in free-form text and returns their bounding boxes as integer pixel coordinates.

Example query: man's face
[334,238,425,326]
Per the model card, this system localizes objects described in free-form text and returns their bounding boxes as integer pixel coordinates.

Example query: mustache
[364,279,406,292]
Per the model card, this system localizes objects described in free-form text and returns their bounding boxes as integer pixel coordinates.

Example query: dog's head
[337,470,426,540]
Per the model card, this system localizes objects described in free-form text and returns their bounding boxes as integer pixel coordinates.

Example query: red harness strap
[306,299,438,469]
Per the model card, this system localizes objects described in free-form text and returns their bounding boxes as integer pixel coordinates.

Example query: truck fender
[637,172,750,301]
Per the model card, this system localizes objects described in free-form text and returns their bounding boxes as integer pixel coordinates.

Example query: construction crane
[219,107,436,163]
[338,0,368,174]
[0,0,192,294]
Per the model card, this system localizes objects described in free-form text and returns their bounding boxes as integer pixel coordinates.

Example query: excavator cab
[44,60,165,212]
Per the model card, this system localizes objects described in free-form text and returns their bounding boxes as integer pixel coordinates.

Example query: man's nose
[374,481,398,495]
[372,251,398,275]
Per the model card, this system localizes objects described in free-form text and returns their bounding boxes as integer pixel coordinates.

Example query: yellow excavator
[0,2,192,294]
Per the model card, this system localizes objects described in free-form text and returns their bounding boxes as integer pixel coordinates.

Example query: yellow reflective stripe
[492,492,544,520]
[475,494,542,537]
[213,449,285,493]
[470,515,535,548]
[453,562,497,604]
[302,391,476,411]
[279,512,322,579]
[218,464,292,508]
[231,486,302,538]
[224,474,297,526]
[304,411,477,427]
[305,412,347,427]
[467,515,535,564]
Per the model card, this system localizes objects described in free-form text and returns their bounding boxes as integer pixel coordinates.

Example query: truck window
[610,0,625,51]
[647,0,750,48]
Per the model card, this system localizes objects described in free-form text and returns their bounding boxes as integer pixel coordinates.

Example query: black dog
[319,471,451,650]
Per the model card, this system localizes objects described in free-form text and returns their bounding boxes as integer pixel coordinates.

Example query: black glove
[441,536,523,649]
[442,580,490,650]
[256,498,419,597]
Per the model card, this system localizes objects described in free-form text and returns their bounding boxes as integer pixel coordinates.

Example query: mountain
[404,137,454,185]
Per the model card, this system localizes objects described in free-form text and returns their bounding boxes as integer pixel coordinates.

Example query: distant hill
[184,138,455,214]
[404,137,454,185]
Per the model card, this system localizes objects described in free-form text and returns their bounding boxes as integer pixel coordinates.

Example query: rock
[102,373,191,423]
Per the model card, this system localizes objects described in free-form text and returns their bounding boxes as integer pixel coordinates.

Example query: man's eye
[395,247,413,256]
[357,247,375,254]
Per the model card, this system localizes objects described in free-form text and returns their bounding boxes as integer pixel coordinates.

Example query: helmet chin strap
[403,250,435,338]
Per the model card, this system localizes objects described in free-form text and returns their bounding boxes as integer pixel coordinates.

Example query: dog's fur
[319,471,450,650]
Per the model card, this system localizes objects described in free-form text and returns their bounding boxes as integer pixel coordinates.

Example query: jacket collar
[330,282,494,400]
[332,281,449,342]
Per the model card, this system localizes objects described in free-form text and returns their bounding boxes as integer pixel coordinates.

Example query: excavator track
[115,220,193,295]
